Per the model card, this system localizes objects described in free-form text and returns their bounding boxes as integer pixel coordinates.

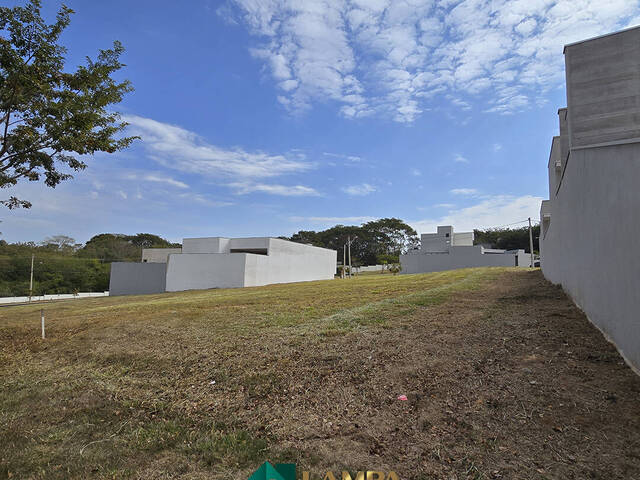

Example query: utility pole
[347,235,352,278]
[528,217,535,268]
[29,254,34,301]
[342,245,346,279]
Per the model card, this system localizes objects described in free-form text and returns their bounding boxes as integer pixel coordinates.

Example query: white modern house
[400,226,530,274]
[110,237,337,295]
[540,26,640,372]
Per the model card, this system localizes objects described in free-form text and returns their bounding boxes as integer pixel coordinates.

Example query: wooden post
[41,309,45,339]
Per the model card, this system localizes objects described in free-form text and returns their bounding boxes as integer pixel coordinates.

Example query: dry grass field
[1,268,639,479]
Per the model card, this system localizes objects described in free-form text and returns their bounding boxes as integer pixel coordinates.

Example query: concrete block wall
[165,253,248,291]
[564,27,640,147]
[142,248,182,263]
[421,226,474,253]
[109,263,167,295]
[182,237,231,254]
[400,245,520,274]
[541,142,640,370]
[541,26,640,372]
[245,238,336,287]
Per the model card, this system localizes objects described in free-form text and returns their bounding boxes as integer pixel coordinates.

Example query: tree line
[474,225,540,253]
[0,233,178,296]
[284,218,419,267]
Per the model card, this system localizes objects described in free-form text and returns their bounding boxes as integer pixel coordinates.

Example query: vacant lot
[1,268,639,479]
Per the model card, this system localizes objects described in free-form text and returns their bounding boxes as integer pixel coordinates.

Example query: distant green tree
[289,230,322,247]
[40,235,79,253]
[362,217,418,258]
[287,218,418,266]
[0,0,136,208]
[474,225,540,253]
[76,234,140,262]
[76,233,180,262]
[127,233,179,249]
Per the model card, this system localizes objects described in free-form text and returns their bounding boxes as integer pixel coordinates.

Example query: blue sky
[2,0,639,244]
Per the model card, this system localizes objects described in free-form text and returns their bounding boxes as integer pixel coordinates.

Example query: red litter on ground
[397,395,408,401]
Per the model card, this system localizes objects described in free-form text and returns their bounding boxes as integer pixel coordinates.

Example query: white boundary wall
[400,246,526,274]
[0,292,109,305]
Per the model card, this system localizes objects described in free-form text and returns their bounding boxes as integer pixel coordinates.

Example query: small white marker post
[41,309,45,339]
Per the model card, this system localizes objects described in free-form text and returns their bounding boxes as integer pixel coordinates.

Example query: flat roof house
[400,226,530,274]
[110,237,337,296]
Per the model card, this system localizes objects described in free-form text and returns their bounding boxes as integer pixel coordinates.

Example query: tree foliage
[473,225,540,253]
[0,232,178,296]
[0,0,136,208]
[76,233,180,262]
[288,218,418,266]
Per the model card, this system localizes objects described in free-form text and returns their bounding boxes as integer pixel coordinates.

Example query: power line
[486,219,540,230]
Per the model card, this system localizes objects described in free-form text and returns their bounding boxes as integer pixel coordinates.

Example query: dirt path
[224,270,640,479]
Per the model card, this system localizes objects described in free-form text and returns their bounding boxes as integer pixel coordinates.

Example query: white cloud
[289,215,376,225]
[410,194,544,234]
[230,0,640,120]
[124,172,189,189]
[410,168,422,176]
[144,175,189,189]
[342,183,377,196]
[323,152,362,163]
[229,182,320,196]
[493,143,503,152]
[453,154,469,163]
[450,188,478,195]
[176,192,234,207]
[123,115,312,179]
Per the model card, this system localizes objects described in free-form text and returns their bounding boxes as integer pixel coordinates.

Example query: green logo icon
[249,462,296,480]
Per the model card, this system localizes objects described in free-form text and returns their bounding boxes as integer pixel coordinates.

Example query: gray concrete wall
[142,248,182,263]
[109,262,166,296]
[541,141,640,370]
[452,232,474,246]
[541,26,640,372]
[421,226,474,252]
[400,246,519,274]
[565,27,640,148]
[244,238,336,287]
[165,253,248,291]
[182,237,230,254]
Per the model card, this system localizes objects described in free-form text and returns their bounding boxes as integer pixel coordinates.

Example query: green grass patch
[0,267,513,478]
